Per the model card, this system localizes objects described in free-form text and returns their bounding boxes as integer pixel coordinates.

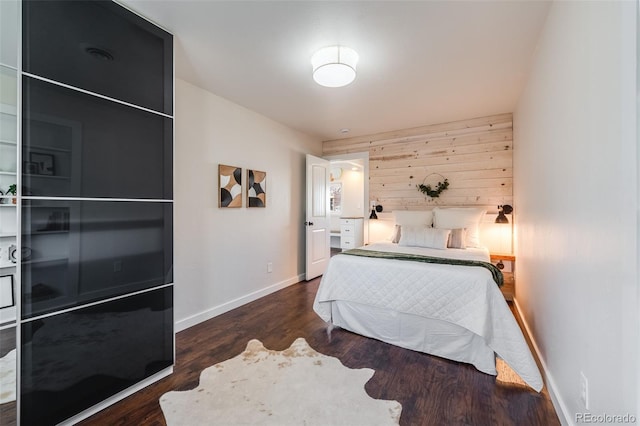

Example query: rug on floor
[496,357,529,387]
[160,338,402,426]
[0,349,16,404]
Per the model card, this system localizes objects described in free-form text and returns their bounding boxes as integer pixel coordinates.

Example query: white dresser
[340,217,364,251]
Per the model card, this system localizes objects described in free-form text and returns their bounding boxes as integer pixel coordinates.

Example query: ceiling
[121,0,551,141]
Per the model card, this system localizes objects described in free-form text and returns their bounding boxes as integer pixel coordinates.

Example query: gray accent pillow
[391,224,401,243]
[447,228,467,249]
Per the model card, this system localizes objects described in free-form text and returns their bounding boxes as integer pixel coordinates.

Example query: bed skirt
[331,300,498,375]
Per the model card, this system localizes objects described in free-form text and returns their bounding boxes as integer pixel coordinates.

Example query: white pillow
[433,207,485,247]
[393,210,433,227]
[398,226,450,250]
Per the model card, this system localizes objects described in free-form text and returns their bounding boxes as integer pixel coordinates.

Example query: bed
[312,208,543,392]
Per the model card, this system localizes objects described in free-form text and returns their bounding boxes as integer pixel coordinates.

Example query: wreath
[417,174,449,198]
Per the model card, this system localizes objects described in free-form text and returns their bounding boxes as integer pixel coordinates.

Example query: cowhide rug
[160,338,402,425]
[0,349,16,404]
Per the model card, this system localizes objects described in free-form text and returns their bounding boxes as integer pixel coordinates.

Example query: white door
[305,154,331,280]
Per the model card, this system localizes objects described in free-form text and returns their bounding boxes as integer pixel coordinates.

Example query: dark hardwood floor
[79,278,559,426]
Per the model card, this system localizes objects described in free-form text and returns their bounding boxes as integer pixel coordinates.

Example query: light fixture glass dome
[311,46,358,88]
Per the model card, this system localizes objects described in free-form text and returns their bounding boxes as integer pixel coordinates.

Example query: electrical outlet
[580,371,589,409]
[267,262,273,273]
[113,260,122,273]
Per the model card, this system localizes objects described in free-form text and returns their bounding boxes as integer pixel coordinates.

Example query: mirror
[0,1,19,424]
[330,183,342,214]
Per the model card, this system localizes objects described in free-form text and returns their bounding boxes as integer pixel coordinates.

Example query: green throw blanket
[340,248,503,288]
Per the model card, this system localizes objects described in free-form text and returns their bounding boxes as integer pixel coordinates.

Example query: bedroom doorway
[324,152,370,245]
[304,152,369,281]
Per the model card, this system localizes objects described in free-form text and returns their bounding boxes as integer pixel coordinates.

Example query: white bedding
[313,242,543,391]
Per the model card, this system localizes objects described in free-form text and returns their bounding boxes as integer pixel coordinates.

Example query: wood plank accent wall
[323,113,513,211]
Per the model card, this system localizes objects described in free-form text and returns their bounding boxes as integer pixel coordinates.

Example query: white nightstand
[340,217,364,251]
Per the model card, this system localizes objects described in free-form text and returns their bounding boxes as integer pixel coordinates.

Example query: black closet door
[21,1,174,424]
[23,0,173,115]
[22,77,173,200]
[21,199,173,319]
[20,286,173,426]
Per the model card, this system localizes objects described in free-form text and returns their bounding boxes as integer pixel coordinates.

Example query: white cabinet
[340,217,363,251]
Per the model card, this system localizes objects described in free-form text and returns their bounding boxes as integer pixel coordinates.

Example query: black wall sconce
[370,203,383,219]
[495,204,513,224]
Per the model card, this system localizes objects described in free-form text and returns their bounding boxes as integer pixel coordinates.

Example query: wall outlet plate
[580,371,589,410]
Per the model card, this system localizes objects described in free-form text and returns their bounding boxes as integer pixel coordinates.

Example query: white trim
[0,321,16,331]
[113,0,174,35]
[22,72,174,119]
[635,1,640,424]
[172,30,177,380]
[175,274,305,332]
[15,2,22,421]
[513,297,572,426]
[21,283,173,324]
[23,196,173,203]
[59,366,173,426]
[0,63,18,72]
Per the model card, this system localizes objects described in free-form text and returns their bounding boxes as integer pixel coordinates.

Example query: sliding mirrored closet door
[17,1,175,424]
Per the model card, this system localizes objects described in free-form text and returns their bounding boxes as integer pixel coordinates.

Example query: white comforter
[313,243,543,392]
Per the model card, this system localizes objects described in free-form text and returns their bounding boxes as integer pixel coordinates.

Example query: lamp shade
[495,211,509,224]
[311,46,358,88]
[495,204,513,224]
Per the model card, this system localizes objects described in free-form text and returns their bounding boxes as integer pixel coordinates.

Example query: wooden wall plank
[323,113,513,149]
[369,130,513,157]
[323,113,513,210]
[370,151,513,170]
[369,169,512,184]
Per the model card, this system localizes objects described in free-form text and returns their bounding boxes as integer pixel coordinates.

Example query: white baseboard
[175,274,305,333]
[513,297,573,426]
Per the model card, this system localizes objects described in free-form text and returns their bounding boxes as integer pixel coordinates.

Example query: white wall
[329,167,365,233]
[332,167,365,245]
[339,168,365,218]
[174,78,321,331]
[513,1,637,424]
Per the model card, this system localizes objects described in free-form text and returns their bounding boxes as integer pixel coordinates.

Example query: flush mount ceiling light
[311,46,358,88]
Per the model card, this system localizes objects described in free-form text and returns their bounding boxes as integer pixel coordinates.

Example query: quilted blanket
[340,248,504,287]
[313,243,543,392]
